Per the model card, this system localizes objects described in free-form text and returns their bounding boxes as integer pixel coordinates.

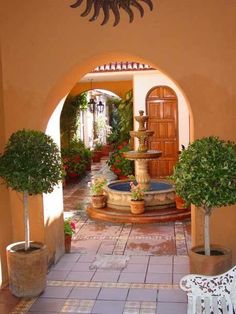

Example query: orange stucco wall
[0,1,236,285]
[0,44,13,287]
[71,81,133,99]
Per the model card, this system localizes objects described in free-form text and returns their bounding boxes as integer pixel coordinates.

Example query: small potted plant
[90,176,107,208]
[171,136,236,275]
[92,139,103,163]
[0,129,63,297]
[64,219,76,253]
[129,178,146,215]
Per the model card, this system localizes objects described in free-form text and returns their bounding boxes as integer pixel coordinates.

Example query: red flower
[70,222,76,230]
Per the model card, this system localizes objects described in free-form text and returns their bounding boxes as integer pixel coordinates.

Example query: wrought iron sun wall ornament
[70,0,153,27]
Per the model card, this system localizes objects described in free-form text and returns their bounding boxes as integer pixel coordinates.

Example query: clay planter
[86,161,91,171]
[130,200,145,215]
[101,145,111,156]
[64,235,72,253]
[92,151,103,163]
[118,175,129,180]
[6,241,47,298]
[91,195,106,209]
[189,245,232,276]
[175,194,188,210]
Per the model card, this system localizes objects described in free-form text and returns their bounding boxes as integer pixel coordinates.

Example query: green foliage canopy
[107,90,133,146]
[171,136,236,209]
[0,129,63,195]
[60,92,88,147]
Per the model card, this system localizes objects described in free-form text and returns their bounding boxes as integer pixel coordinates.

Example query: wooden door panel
[150,141,163,151]
[163,102,174,119]
[167,123,176,138]
[163,87,176,98]
[164,141,177,157]
[159,123,168,138]
[149,88,162,98]
[149,102,162,118]
[147,86,178,178]
[163,102,175,118]
[149,121,159,135]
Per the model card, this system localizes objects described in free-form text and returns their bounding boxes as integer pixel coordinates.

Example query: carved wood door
[146,86,179,178]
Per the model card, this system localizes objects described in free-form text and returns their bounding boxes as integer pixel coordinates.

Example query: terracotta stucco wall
[71,81,133,99]
[0,44,13,287]
[0,0,236,284]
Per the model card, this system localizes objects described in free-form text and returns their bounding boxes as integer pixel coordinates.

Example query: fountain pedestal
[136,160,150,190]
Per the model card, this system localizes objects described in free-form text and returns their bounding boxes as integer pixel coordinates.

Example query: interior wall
[0,0,236,282]
[133,71,190,150]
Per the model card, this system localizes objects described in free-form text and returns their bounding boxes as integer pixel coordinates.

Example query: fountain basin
[123,150,161,160]
[105,179,175,211]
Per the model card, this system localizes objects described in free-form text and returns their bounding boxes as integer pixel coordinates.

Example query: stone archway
[0,52,193,286]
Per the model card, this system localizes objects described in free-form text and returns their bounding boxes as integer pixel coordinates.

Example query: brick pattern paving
[7,162,191,313]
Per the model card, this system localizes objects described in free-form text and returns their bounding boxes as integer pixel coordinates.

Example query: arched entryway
[42,57,192,270]
[146,86,179,178]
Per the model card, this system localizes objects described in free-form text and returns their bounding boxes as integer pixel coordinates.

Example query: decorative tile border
[11,298,36,314]
[47,280,179,290]
[60,299,95,313]
[11,281,181,314]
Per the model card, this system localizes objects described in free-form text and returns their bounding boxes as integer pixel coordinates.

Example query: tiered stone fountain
[87,111,191,223]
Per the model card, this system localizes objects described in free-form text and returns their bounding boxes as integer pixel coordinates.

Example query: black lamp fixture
[70,0,153,27]
[88,80,105,113]
[96,100,105,113]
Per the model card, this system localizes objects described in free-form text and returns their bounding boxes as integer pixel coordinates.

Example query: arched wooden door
[146,86,179,178]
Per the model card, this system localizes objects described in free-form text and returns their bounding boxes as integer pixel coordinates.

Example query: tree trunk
[23,191,30,251]
[204,206,211,256]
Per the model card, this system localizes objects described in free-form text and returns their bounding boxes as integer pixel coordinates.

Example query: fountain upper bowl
[123,150,162,160]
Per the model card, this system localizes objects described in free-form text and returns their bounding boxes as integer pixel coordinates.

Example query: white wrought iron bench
[180,265,236,314]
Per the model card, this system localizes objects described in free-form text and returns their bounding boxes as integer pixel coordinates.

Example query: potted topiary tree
[171,136,236,275]
[0,129,63,297]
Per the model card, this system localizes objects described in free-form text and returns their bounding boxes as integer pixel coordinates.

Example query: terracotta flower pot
[6,241,47,298]
[86,162,91,171]
[175,194,188,210]
[92,151,102,163]
[64,235,72,253]
[91,195,106,209]
[130,200,145,215]
[189,245,232,275]
[118,175,129,180]
[101,145,111,156]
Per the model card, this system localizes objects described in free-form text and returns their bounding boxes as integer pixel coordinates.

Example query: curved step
[87,205,191,224]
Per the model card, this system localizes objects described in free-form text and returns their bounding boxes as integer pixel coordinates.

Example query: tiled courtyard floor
[3,161,191,314]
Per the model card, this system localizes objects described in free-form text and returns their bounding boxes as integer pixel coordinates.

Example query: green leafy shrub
[107,145,134,177]
[0,129,63,250]
[60,92,88,147]
[171,136,236,255]
[62,139,92,179]
[107,90,133,148]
